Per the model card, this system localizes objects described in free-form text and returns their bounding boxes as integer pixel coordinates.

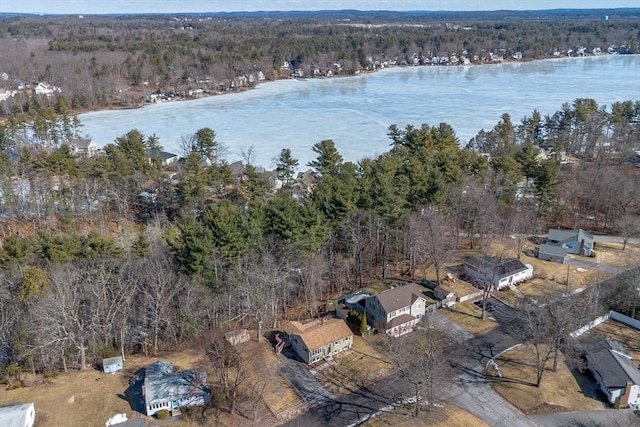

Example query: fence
[570,310,640,338]
[570,313,611,337]
[458,290,484,303]
[610,311,640,330]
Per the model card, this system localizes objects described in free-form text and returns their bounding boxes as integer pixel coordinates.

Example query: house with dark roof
[148,149,178,166]
[0,402,35,427]
[143,361,210,417]
[365,283,427,336]
[546,228,594,257]
[464,256,534,290]
[583,336,640,408]
[283,318,353,364]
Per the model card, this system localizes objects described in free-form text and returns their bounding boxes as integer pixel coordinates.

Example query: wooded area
[0,10,639,386]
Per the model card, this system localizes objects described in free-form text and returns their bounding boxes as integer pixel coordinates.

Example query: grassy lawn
[587,320,640,361]
[237,339,303,416]
[362,403,489,427]
[440,302,497,335]
[314,336,392,396]
[597,242,640,268]
[489,344,604,415]
[0,349,207,427]
[0,339,303,427]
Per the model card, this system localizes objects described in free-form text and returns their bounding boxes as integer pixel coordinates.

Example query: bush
[6,381,23,390]
[156,409,171,419]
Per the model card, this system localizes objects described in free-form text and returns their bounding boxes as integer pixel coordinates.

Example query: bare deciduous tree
[406,205,454,284]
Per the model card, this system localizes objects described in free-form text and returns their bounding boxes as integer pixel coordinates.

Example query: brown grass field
[0,349,206,427]
[440,302,498,335]
[489,345,604,414]
[0,338,304,427]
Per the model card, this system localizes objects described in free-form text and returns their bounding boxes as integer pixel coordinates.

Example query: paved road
[282,267,640,427]
[530,408,640,426]
[277,352,335,408]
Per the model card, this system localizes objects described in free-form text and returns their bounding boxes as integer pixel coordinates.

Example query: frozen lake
[79,55,640,170]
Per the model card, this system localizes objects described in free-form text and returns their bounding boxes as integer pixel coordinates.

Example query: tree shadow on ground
[118,368,145,414]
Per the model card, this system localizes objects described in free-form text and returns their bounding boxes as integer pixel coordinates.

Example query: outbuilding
[0,402,36,427]
[103,356,124,374]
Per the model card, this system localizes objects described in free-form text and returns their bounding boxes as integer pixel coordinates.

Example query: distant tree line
[0,10,638,115]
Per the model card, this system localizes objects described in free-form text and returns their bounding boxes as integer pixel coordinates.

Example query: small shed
[103,356,124,374]
[224,329,250,346]
[434,285,457,307]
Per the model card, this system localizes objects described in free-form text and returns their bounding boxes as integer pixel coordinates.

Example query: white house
[464,256,534,290]
[68,138,98,158]
[34,82,61,96]
[0,403,36,427]
[103,356,123,373]
[365,283,427,336]
[584,336,640,408]
[143,361,210,417]
[283,318,353,364]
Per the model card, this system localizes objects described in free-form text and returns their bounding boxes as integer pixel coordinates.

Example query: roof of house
[539,244,568,258]
[144,361,208,406]
[283,318,352,352]
[547,228,593,244]
[373,283,426,314]
[68,138,94,149]
[148,149,178,162]
[584,336,640,389]
[434,285,455,297]
[465,256,529,279]
[103,356,123,366]
[386,313,416,329]
[0,403,34,427]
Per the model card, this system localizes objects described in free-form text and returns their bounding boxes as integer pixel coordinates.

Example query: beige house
[365,283,427,336]
[68,138,98,157]
[283,318,353,364]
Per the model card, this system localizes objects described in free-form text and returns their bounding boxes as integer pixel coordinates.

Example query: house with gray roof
[583,336,640,408]
[537,243,568,263]
[0,403,35,427]
[464,256,534,290]
[546,228,594,257]
[364,283,427,336]
[143,361,210,417]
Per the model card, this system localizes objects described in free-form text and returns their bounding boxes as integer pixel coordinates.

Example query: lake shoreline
[71,54,630,118]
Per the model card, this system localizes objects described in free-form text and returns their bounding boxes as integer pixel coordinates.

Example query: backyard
[489,344,604,415]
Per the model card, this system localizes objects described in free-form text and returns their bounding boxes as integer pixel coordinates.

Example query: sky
[2,1,639,15]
